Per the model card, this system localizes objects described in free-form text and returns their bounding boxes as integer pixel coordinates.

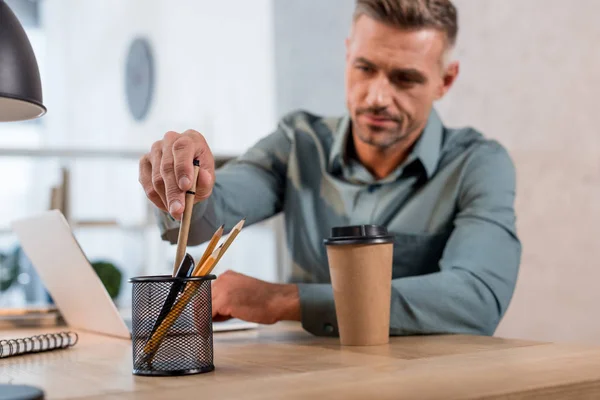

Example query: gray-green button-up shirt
[157,108,521,337]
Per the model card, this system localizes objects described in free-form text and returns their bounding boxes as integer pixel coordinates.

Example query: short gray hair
[353,0,458,48]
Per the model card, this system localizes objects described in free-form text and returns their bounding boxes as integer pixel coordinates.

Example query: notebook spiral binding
[0,331,78,359]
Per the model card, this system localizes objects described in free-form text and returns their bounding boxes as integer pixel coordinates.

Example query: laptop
[10,210,257,339]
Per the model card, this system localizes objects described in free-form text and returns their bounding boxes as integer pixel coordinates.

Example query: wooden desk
[2,322,600,399]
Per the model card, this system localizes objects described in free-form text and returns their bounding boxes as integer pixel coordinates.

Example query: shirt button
[367,184,381,193]
[323,323,335,334]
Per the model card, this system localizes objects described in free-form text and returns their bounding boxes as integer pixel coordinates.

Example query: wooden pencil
[215,218,245,264]
[172,160,200,275]
[198,218,245,276]
[191,224,224,277]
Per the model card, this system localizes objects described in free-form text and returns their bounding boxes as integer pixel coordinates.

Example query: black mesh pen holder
[129,274,216,376]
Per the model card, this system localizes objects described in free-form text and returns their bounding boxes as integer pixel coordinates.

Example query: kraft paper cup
[324,225,394,346]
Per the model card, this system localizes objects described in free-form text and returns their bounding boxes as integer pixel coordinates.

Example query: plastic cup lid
[323,225,394,246]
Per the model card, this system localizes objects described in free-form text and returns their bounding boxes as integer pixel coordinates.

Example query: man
[139,0,521,337]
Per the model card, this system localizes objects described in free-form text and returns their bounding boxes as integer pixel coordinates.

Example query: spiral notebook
[0,331,78,359]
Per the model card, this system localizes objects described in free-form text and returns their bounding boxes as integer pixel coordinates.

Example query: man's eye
[356,65,373,73]
[393,77,417,88]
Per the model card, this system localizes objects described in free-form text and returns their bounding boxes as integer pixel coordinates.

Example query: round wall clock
[125,37,154,121]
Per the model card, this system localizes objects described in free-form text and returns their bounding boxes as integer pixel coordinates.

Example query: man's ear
[436,61,459,100]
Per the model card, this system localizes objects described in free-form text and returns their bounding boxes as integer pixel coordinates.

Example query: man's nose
[365,76,392,108]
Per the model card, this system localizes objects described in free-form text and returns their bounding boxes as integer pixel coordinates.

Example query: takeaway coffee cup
[324,225,394,346]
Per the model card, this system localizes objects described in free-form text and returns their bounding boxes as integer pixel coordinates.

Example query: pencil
[216,218,245,264]
[172,160,200,275]
[191,224,224,276]
[198,218,245,276]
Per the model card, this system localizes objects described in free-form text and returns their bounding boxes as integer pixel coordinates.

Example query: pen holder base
[129,275,216,376]
[132,365,214,377]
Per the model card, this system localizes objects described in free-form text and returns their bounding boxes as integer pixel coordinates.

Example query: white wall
[43,0,276,153]
[39,0,279,297]
[436,0,600,344]
[273,0,354,118]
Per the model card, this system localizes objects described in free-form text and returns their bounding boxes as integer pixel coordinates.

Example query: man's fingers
[141,128,215,218]
[179,130,215,201]
[212,314,232,322]
[139,153,166,211]
[211,291,232,321]
[195,169,214,201]
[211,276,234,322]
[161,131,186,219]
[150,141,168,210]
[172,135,196,191]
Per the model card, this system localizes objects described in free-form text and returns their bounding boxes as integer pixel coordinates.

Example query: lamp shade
[0,0,46,122]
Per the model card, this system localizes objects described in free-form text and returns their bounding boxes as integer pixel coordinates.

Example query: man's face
[345,16,457,150]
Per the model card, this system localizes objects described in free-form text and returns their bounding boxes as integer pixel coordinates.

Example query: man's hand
[212,270,301,325]
[139,130,215,221]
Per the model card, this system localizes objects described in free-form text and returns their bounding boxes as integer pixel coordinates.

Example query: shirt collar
[411,108,443,179]
[328,115,351,170]
[328,108,443,180]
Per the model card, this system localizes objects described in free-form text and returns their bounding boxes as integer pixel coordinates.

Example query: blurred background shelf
[0,147,236,165]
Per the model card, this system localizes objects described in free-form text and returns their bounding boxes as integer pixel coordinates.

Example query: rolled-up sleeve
[390,142,521,335]
[156,118,293,245]
[297,283,339,336]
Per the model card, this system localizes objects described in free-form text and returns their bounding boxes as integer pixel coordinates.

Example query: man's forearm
[157,161,288,247]
[389,270,505,336]
[295,267,514,337]
[271,283,301,322]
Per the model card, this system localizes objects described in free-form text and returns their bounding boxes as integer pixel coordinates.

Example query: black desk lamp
[0,0,46,122]
[0,3,47,400]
